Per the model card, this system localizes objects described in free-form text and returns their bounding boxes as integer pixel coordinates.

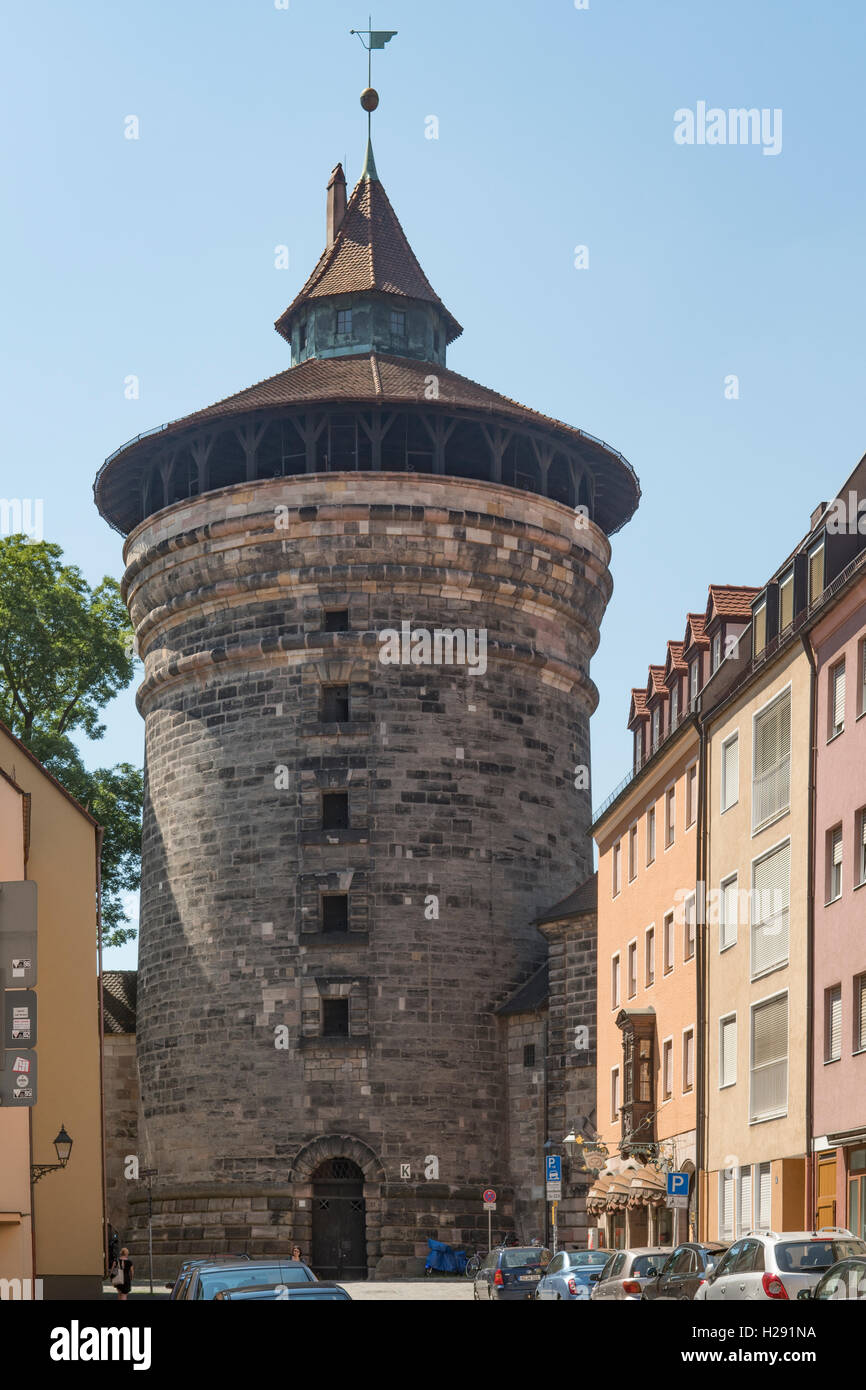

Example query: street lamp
[31,1124,73,1184]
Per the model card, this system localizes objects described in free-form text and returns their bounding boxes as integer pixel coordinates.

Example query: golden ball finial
[360,87,379,113]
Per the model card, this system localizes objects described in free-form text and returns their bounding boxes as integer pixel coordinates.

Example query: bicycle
[464,1247,487,1278]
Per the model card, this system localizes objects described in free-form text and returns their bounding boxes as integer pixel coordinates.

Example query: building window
[719,1168,735,1239]
[712,631,722,672]
[720,873,739,951]
[523,1043,536,1068]
[859,808,866,887]
[753,600,767,658]
[390,309,406,337]
[825,984,842,1063]
[665,787,675,847]
[663,911,675,974]
[750,992,788,1122]
[751,840,790,977]
[322,791,349,830]
[827,825,843,903]
[321,684,350,722]
[752,689,791,831]
[720,1013,737,1088]
[628,824,638,881]
[755,1162,772,1229]
[633,727,643,772]
[638,1037,653,1103]
[612,841,622,897]
[662,1038,673,1100]
[670,682,679,729]
[778,570,794,632]
[646,806,656,864]
[683,1028,695,1093]
[684,894,696,961]
[321,894,349,933]
[611,953,621,1009]
[645,926,655,987]
[627,941,637,998]
[322,998,349,1036]
[323,608,350,631]
[690,659,699,708]
[738,1167,753,1237]
[808,538,825,605]
[829,660,846,739]
[610,1066,621,1121]
[336,308,352,335]
[855,975,866,1054]
[721,732,739,813]
[686,763,697,828]
[860,639,866,717]
[652,706,660,751]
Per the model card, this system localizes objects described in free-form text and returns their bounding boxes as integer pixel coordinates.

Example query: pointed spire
[361,134,379,182]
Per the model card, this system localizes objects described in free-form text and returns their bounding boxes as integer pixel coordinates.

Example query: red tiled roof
[664,641,687,678]
[628,688,649,725]
[646,665,668,699]
[683,612,709,650]
[275,174,462,345]
[705,584,761,623]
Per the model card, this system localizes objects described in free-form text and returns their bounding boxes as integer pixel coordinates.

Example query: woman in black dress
[116,1247,134,1301]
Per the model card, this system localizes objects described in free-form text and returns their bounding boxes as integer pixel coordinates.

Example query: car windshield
[501,1248,548,1269]
[200,1264,313,1297]
[566,1252,607,1268]
[631,1255,662,1278]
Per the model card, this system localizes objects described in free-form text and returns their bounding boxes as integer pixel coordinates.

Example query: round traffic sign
[482,1188,496,1204]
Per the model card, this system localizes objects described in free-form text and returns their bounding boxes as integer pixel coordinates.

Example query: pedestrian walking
[111,1247,134,1301]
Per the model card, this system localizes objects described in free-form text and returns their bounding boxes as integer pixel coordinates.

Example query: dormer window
[712,632,722,672]
[689,659,699,708]
[337,308,353,335]
[779,568,794,631]
[753,599,767,658]
[651,706,660,751]
[808,538,825,605]
[670,682,679,730]
[390,309,406,337]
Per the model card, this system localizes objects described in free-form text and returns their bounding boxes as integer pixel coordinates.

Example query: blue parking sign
[546,1155,562,1183]
[667,1171,689,1197]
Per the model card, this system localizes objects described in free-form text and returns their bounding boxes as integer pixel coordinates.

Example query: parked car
[534,1249,614,1300]
[177,1259,318,1301]
[590,1247,670,1301]
[642,1242,729,1301]
[797,1257,866,1301]
[694,1228,866,1301]
[473,1246,551,1301]
[215,1281,351,1301]
[166,1255,251,1300]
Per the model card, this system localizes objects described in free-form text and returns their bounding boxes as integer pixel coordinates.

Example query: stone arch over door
[290,1135,385,1280]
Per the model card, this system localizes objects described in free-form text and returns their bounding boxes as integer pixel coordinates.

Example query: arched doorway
[311,1158,367,1281]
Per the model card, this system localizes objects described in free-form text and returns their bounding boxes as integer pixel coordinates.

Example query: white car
[694,1227,866,1301]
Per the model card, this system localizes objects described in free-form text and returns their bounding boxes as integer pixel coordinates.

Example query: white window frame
[829,659,846,740]
[825,983,842,1063]
[612,840,622,898]
[750,834,791,980]
[690,658,699,708]
[628,822,638,882]
[755,1161,772,1230]
[645,924,655,988]
[686,761,698,830]
[661,1035,674,1102]
[683,892,696,961]
[858,806,866,888]
[720,730,739,814]
[664,783,676,850]
[749,988,789,1124]
[827,824,843,904]
[719,1167,735,1240]
[719,872,739,952]
[808,537,825,605]
[627,938,638,999]
[712,631,722,673]
[751,683,792,836]
[855,974,866,1055]
[611,953,621,1010]
[670,680,679,730]
[753,599,767,658]
[646,805,656,866]
[663,911,675,975]
[682,1025,695,1094]
[719,1012,737,1089]
[610,1066,621,1122]
[778,568,794,632]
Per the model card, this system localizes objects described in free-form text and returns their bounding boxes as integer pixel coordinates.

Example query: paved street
[107,1279,475,1301]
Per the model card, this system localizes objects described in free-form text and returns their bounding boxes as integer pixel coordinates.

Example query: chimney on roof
[327,164,347,248]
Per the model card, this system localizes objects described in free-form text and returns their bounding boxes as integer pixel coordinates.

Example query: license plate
[519,1274,540,1281]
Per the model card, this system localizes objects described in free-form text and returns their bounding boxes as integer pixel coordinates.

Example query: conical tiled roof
[275,172,462,346]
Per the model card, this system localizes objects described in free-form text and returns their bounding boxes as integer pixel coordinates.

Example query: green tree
[0,536,141,945]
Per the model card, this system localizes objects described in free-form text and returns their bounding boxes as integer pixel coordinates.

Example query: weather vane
[350,17,398,138]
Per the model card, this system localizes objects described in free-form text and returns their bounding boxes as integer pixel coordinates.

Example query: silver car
[591,1246,670,1301]
[694,1227,866,1301]
[534,1249,614,1300]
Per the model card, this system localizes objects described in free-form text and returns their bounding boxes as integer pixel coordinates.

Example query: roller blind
[721,876,739,950]
[739,1167,753,1236]
[750,994,788,1121]
[752,842,790,975]
[753,603,767,656]
[832,662,846,734]
[858,976,866,1053]
[720,1170,735,1238]
[721,1015,737,1086]
[757,1162,772,1229]
[722,735,739,811]
[809,541,824,604]
[753,693,791,829]
[828,985,842,1061]
[779,573,794,630]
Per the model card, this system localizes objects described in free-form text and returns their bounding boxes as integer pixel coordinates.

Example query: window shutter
[832,827,843,866]
[752,843,790,975]
[739,1168,752,1235]
[753,694,791,829]
[858,977,866,1052]
[809,543,824,603]
[757,1163,772,1228]
[779,574,793,630]
[721,1016,737,1086]
[722,736,739,811]
[828,986,842,1061]
[833,663,846,733]
[721,877,739,950]
[750,994,788,1121]
[753,604,767,656]
[721,1171,734,1238]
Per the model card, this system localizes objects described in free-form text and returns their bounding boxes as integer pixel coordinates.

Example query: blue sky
[2,1,864,968]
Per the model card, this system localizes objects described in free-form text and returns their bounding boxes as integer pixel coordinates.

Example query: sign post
[140,1168,158,1296]
[545,1156,562,1253]
[0,883,38,1108]
[665,1171,690,1244]
[482,1188,496,1254]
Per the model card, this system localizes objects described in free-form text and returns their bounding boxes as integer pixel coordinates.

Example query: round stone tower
[94,138,639,1277]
